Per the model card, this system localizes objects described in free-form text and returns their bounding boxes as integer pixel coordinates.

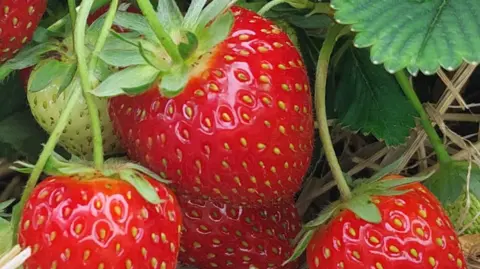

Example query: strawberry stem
[136,0,183,64]
[67,0,77,32]
[74,0,115,170]
[395,70,452,165]
[13,89,84,243]
[315,24,351,200]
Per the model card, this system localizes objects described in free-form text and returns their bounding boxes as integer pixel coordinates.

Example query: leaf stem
[67,0,77,33]
[13,89,83,242]
[315,24,351,200]
[136,0,183,64]
[74,0,105,169]
[395,70,452,164]
[89,0,119,72]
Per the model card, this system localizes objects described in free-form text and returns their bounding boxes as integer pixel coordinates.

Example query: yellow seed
[240,49,250,56]
[265,180,271,187]
[415,227,425,237]
[278,101,286,110]
[225,55,234,61]
[261,63,271,69]
[239,34,249,40]
[375,262,384,269]
[349,228,357,237]
[194,89,205,96]
[389,245,399,253]
[273,42,283,48]
[151,258,158,268]
[209,83,219,92]
[419,209,427,218]
[282,84,290,91]
[410,248,418,258]
[240,137,247,147]
[259,75,270,83]
[258,46,268,53]
[222,113,232,122]
[83,250,91,261]
[242,95,253,104]
[250,176,257,184]
[436,238,444,247]
[428,257,436,266]
[352,251,360,259]
[273,148,281,155]
[131,227,138,237]
[242,113,250,121]
[204,117,212,128]
[369,236,379,244]
[262,97,271,105]
[50,231,57,241]
[393,218,403,227]
[257,143,266,150]
[457,258,463,267]
[278,64,287,70]
[185,107,193,118]
[323,248,331,258]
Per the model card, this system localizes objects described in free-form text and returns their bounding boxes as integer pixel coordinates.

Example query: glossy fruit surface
[178,196,301,269]
[108,6,314,205]
[306,175,467,269]
[0,0,47,63]
[18,175,182,269]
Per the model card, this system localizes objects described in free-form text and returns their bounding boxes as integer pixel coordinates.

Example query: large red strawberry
[0,0,47,63]
[17,156,182,269]
[106,5,314,206]
[177,195,301,269]
[290,175,467,269]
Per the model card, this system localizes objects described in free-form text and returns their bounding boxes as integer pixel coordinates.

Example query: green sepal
[377,173,433,189]
[28,60,75,93]
[368,158,404,182]
[160,65,189,97]
[118,169,164,204]
[178,31,199,60]
[282,229,315,266]
[113,11,156,39]
[99,32,147,67]
[32,27,50,43]
[195,0,237,32]
[58,64,78,94]
[0,42,58,76]
[156,0,184,35]
[304,201,340,228]
[183,0,208,30]
[196,11,234,53]
[138,42,170,70]
[344,194,381,224]
[92,65,159,97]
[0,199,14,218]
[425,161,480,206]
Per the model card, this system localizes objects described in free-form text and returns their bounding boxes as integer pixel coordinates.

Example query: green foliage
[329,46,418,146]
[331,0,480,75]
[0,75,50,161]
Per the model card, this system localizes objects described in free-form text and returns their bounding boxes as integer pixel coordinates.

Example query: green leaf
[1,42,58,72]
[183,0,208,30]
[196,0,236,32]
[331,47,417,146]
[28,59,72,93]
[304,201,340,228]
[282,229,315,266]
[425,161,480,206]
[331,0,480,75]
[138,41,170,70]
[119,169,163,204]
[113,11,156,39]
[197,11,234,53]
[57,64,77,94]
[0,218,12,255]
[160,65,189,97]
[156,0,184,34]
[178,32,199,60]
[92,65,159,97]
[345,195,382,223]
[32,27,49,43]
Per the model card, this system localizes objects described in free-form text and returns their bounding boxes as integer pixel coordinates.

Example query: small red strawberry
[177,196,301,269]
[290,174,467,269]
[106,5,314,206]
[16,156,183,269]
[0,0,47,63]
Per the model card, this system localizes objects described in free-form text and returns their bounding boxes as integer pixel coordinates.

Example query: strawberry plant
[0,0,479,268]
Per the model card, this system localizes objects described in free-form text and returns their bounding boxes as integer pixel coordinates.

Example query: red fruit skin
[108,6,314,206]
[0,0,47,63]
[178,196,301,269]
[306,177,467,269]
[18,176,182,269]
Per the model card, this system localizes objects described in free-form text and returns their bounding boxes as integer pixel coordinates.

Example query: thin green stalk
[136,0,183,64]
[75,0,105,169]
[47,0,112,32]
[395,70,452,164]
[13,89,83,242]
[315,24,351,200]
[258,0,287,15]
[67,0,77,33]
[89,0,119,71]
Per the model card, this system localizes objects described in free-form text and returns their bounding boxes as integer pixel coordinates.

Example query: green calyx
[283,159,434,265]
[11,151,169,205]
[92,0,238,98]
[424,160,480,233]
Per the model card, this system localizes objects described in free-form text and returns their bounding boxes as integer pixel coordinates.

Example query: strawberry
[16,155,183,269]
[24,69,124,159]
[296,175,467,269]
[106,5,314,205]
[177,195,301,269]
[0,0,47,63]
